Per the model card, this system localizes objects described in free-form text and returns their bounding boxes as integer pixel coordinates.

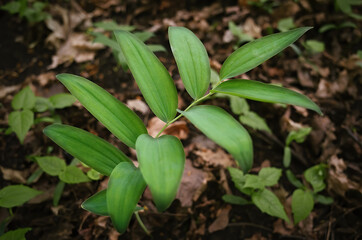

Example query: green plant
[0,184,42,238]
[1,0,49,23]
[335,0,362,20]
[26,156,92,206]
[228,21,254,49]
[90,20,166,71]
[44,26,321,234]
[7,86,76,143]
[319,21,357,33]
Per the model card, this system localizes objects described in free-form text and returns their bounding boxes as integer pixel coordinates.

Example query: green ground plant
[6,86,76,144]
[90,20,166,71]
[0,0,49,23]
[44,26,321,234]
[0,184,42,238]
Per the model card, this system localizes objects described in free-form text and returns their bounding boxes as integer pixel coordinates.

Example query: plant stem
[135,211,151,236]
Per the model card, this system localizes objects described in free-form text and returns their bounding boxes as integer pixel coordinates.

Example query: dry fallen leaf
[0,166,28,183]
[194,148,234,168]
[176,159,210,207]
[126,99,150,115]
[208,205,231,233]
[147,117,189,139]
[328,155,362,197]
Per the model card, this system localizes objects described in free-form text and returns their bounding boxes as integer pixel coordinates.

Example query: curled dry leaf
[147,117,189,139]
[194,148,234,168]
[176,159,210,207]
[126,99,150,115]
[0,166,28,183]
[328,155,362,197]
[208,205,231,233]
[48,33,104,69]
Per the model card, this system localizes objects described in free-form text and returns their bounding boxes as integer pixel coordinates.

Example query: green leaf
[56,74,147,148]
[35,156,66,176]
[228,167,246,192]
[147,44,167,52]
[244,175,265,189]
[181,105,253,172]
[82,189,108,216]
[1,1,21,14]
[94,21,135,31]
[34,97,51,112]
[114,30,178,122]
[304,164,327,193]
[11,86,36,110]
[314,194,333,205]
[212,79,322,115]
[285,170,304,188]
[304,40,325,54]
[283,146,292,168]
[292,189,314,224]
[133,31,154,42]
[0,227,31,240]
[252,189,289,223]
[53,181,65,206]
[44,124,131,176]
[222,194,250,205]
[239,111,271,133]
[258,167,282,186]
[136,134,185,211]
[169,26,210,99]
[107,162,146,234]
[219,27,312,80]
[229,96,249,115]
[58,165,90,184]
[0,185,42,208]
[277,18,296,32]
[49,93,77,109]
[8,110,34,144]
[87,169,101,180]
[286,127,312,145]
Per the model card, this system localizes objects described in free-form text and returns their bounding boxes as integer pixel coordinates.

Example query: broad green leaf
[277,18,296,32]
[0,185,42,208]
[136,134,185,211]
[35,156,66,176]
[82,189,108,216]
[228,167,246,192]
[147,44,167,52]
[222,194,250,205]
[292,189,314,224]
[49,93,76,109]
[34,97,51,112]
[258,167,282,186]
[229,96,249,115]
[8,110,34,144]
[244,175,264,190]
[252,189,289,223]
[169,26,210,99]
[114,30,178,122]
[286,127,312,145]
[0,227,31,240]
[56,73,147,148]
[58,165,90,184]
[44,124,131,176]
[314,194,333,205]
[1,1,21,14]
[304,164,327,193]
[107,162,146,234]
[133,31,154,42]
[304,40,325,54]
[283,146,292,168]
[212,79,322,114]
[285,170,304,188]
[219,27,311,80]
[181,106,253,172]
[239,111,271,133]
[94,21,135,31]
[11,86,36,110]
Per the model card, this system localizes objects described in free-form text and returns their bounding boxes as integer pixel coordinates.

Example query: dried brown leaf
[208,205,231,233]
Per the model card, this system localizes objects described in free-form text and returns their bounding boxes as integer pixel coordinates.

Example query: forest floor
[0,0,361,239]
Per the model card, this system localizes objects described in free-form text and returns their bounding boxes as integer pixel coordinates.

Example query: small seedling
[7,86,76,143]
[44,26,321,234]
